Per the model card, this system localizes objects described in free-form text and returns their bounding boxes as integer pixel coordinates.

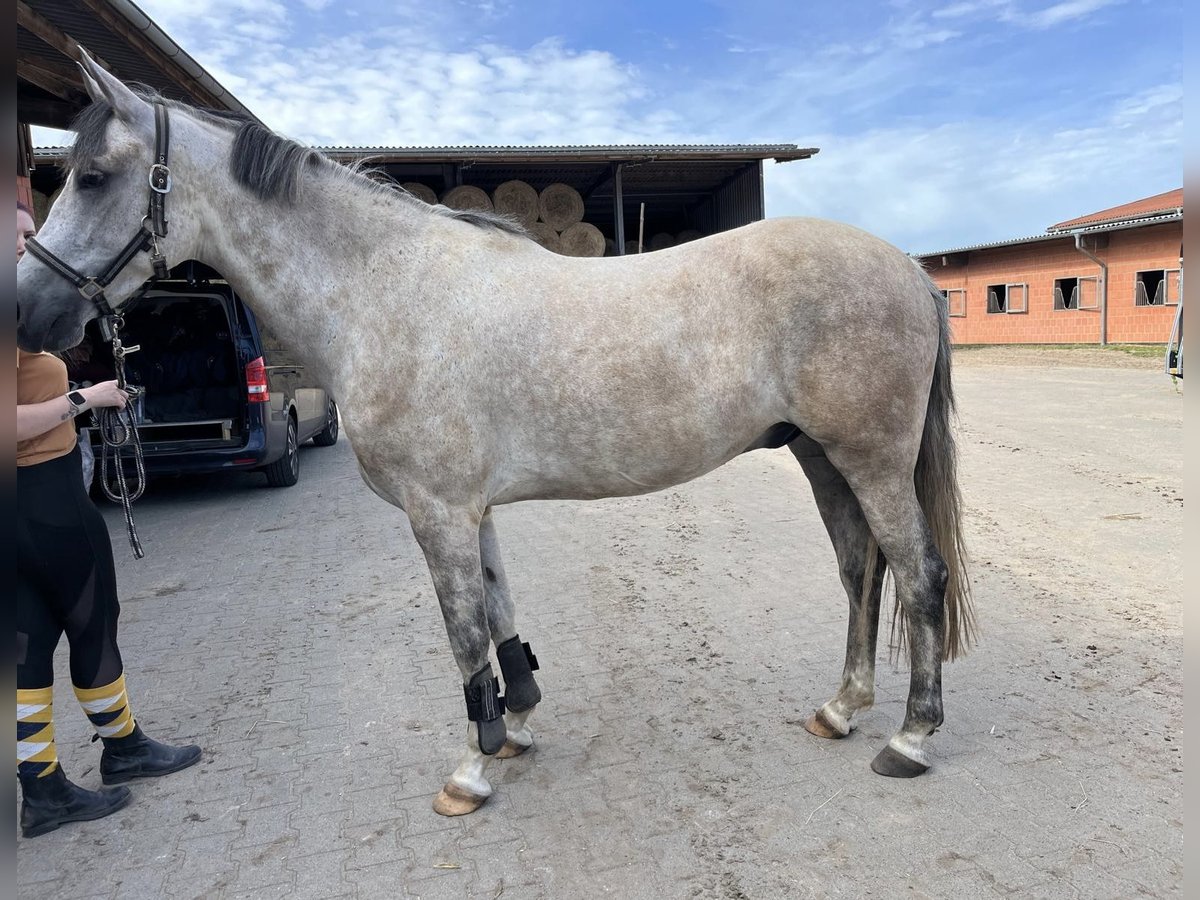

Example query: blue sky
[37,0,1182,252]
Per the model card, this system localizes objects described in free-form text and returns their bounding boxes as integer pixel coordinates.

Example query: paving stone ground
[16,358,1182,899]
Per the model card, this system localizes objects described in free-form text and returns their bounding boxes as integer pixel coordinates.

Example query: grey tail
[862,268,976,662]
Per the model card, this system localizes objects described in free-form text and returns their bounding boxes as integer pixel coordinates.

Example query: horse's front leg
[407,499,506,816]
[479,508,542,759]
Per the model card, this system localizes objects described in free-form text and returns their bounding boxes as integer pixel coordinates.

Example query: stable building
[915,189,1183,345]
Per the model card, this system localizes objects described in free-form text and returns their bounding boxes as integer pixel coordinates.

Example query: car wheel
[265,415,300,487]
[312,399,339,447]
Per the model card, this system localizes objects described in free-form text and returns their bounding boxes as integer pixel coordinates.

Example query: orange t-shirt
[17,350,77,466]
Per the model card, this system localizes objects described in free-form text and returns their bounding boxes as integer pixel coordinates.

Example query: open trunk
[71,290,246,450]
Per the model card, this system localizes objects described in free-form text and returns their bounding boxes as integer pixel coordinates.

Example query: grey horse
[16,51,974,816]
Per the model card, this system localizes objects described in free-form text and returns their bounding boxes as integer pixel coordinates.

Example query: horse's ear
[75,45,152,130]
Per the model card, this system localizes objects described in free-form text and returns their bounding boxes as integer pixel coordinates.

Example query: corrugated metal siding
[715,162,766,231]
[689,162,764,234]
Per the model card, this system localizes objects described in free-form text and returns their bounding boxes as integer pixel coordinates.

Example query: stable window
[1165,269,1181,306]
[1006,283,1028,314]
[1054,276,1097,311]
[988,282,1027,315]
[942,287,966,317]
[1135,269,1180,306]
[986,284,1007,314]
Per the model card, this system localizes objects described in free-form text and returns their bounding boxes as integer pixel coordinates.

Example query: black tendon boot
[19,765,132,838]
[496,636,541,712]
[100,724,202,785]
[464,665,507,755]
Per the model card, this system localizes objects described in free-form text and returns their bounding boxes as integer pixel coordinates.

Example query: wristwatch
[66,390,88,417]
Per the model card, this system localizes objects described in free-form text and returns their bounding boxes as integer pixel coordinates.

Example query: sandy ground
[952,344,1169,370]
[17,351,1183,899]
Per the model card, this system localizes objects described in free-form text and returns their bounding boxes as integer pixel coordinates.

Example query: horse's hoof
[432,783,490,816]
[496,738,534,759]
[870,744,930,778]
[803,709,848,740]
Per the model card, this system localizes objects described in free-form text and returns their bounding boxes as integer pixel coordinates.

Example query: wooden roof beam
[17,1,114,72]
[74,0,226,109]
[17,54,90,103]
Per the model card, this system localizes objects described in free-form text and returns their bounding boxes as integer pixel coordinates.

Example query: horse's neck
[199,164,423,395]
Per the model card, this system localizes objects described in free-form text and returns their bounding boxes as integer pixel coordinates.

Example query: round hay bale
[441,185,493,213]
[537,183,585,230]
[649,232,676,251]
[676,229,704,243]
[624,240,642,255]
[558,222,605,258]
[528,222,561,253]
[400,182,437,205]
[492,180,539,226]
[604,237,617,256]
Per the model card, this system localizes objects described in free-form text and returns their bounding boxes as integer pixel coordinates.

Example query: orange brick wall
[924,221,1181,345]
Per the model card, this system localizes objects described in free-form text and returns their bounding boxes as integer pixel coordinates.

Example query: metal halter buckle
[148,163,172,194]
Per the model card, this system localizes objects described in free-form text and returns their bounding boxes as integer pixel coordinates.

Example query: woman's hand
[81,380,128,410]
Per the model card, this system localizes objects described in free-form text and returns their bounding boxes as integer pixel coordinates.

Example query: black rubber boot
[100,723,202,785]
[19,765,132,838]
[496,636,541,713]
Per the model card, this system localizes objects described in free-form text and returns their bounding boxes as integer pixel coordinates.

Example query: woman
[16,201,202,838]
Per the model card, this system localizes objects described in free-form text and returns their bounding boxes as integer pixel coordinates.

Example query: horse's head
[17,51,205,352]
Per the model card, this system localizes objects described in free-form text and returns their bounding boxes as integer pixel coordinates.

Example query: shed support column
[613,163,626,255]
[1074,233,1108,347]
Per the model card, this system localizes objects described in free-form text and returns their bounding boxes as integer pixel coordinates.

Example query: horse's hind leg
[406,498,506,816]
[479,508,542,759]
[825,449,948,777]
[791,439,885,739]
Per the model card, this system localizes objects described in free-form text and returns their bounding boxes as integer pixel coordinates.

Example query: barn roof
[18,0,256,129]
[912,189,1183,259]
[1047,188,1183,232]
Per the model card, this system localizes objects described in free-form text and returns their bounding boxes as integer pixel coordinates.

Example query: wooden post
[638,202,645,254]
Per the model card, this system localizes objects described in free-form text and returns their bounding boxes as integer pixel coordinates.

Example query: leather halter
[24,101,173,322]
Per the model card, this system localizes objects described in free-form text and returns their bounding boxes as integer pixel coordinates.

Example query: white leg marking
[886,732,931,768]
[817,702,853,736]
[447,723,494,798]
[504,708,534,751]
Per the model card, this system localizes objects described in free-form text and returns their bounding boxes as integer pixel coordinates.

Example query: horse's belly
[488,430,754,504]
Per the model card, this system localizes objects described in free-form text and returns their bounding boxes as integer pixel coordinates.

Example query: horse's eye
[78,172,108,190]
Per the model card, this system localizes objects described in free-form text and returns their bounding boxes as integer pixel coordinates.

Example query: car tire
[312,399,339,447]
[264,415,300,487]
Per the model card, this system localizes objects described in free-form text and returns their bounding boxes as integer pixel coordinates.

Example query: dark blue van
[71,267,338,488]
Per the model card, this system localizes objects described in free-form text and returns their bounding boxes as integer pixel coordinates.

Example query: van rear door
[118,288,247,450]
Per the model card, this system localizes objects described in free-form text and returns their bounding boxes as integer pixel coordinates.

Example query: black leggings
[16,446,125,691]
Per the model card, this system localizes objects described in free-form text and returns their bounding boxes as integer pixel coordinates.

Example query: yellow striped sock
[17,686,59,778]
[73,674,135,739]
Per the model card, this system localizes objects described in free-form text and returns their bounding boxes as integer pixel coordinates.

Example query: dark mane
[67,87,526,236]
[230,121,324,204]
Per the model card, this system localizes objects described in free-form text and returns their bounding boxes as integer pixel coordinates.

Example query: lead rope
[97,314,147,559]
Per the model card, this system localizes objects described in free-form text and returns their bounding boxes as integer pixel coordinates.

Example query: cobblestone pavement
[17,362,1182,899]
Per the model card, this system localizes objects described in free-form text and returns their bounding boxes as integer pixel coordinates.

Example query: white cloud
[1017,0,1119,29]
[763,81,1182,252]
[932,0,1009,18]
[931,0,1122,28]
[33,1,1177,255]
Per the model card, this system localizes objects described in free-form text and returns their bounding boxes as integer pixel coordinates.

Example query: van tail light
[245,356,270,402]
